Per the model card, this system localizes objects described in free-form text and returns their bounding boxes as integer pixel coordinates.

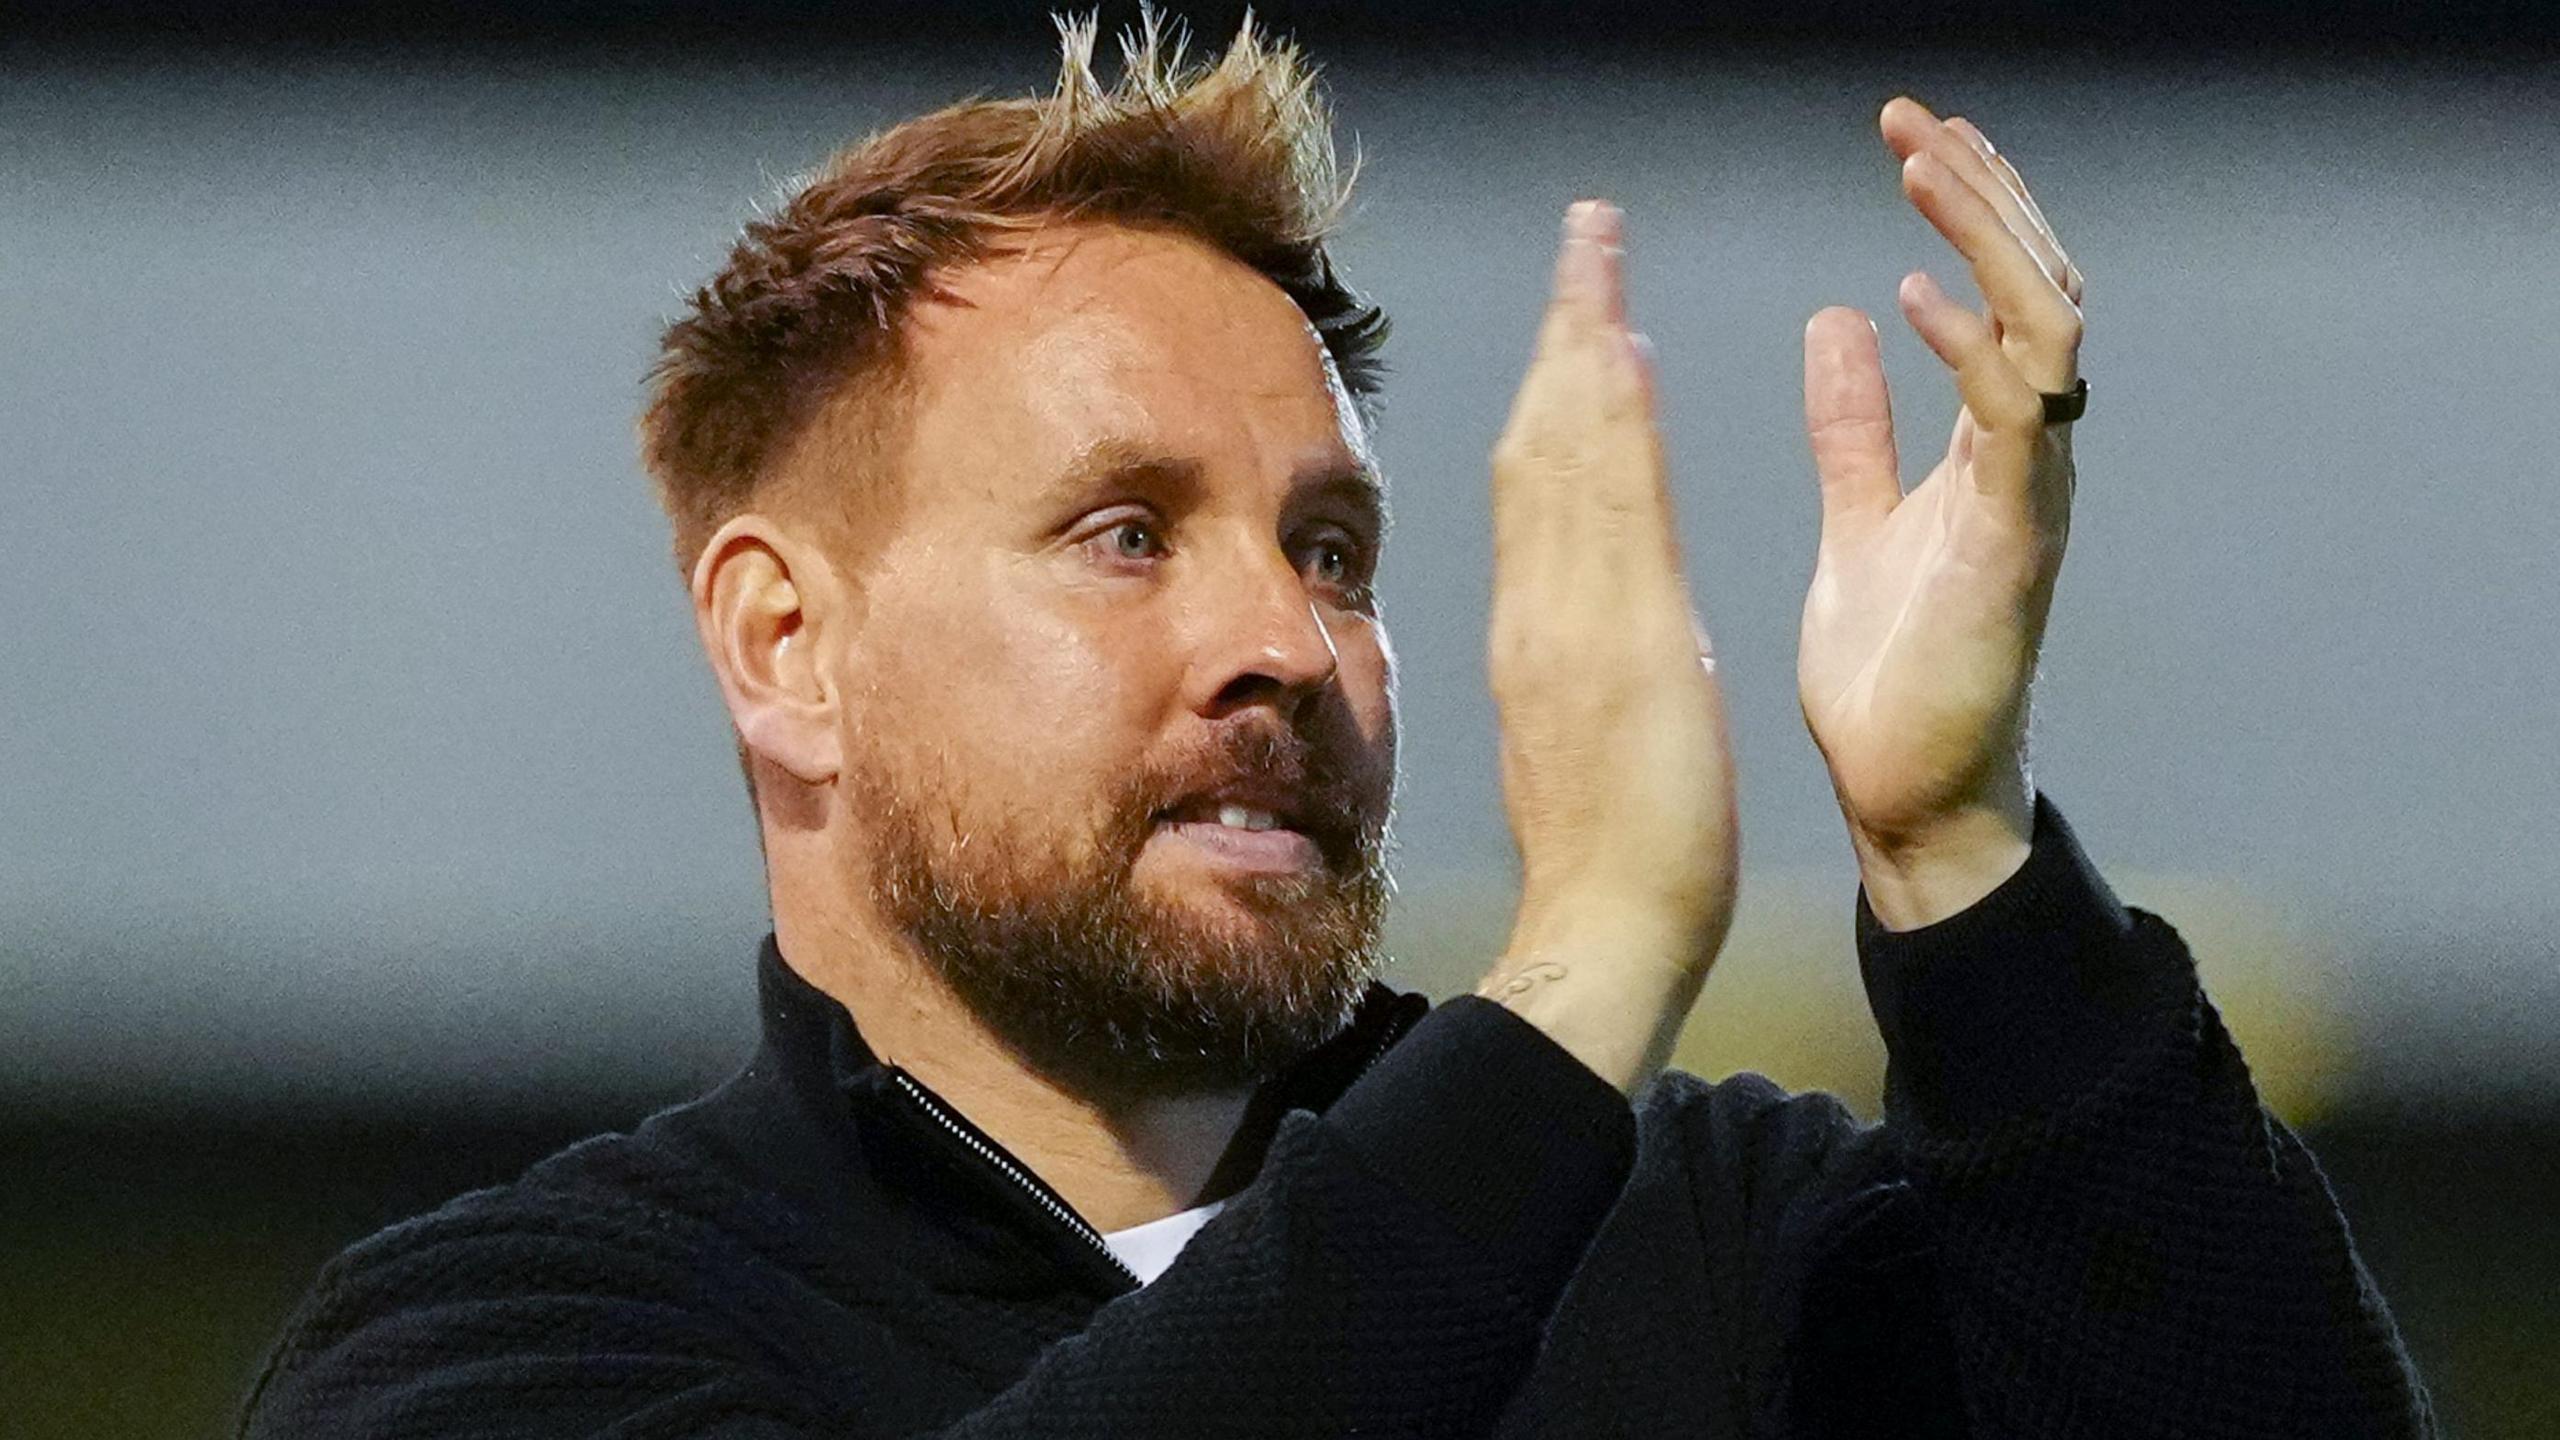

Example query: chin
[1139,871,1314,940]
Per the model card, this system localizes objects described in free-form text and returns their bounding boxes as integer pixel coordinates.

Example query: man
[242,18,2432,1438]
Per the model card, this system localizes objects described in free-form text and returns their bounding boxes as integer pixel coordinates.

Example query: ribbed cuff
[1325,996,1636,1304]
[1857,795,2172,1135]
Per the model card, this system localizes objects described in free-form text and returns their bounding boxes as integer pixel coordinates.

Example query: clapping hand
[1798,99,2087,928]
[1480,201,1738,1093]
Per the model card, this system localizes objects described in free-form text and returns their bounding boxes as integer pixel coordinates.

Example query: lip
[1161,784,1307,826]
[1151,817,1324,875]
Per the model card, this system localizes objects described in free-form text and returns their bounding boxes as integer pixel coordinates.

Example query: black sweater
[240,802,2434,1437]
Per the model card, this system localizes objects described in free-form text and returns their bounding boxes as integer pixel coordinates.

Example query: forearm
[1904,972,2434,1436]
[1482,196,1738,1103]
[1864,801,2433,1436]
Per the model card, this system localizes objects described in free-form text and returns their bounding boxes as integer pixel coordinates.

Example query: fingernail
[1565,198,1620,244]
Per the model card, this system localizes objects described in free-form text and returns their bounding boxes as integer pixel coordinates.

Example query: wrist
[1502,888,1729,983]
[1849,797,2033,932]
[1484,901,1727,1095]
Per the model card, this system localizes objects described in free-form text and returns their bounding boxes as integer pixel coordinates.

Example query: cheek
[1334,618,1400,760]
[851,560,1171,801]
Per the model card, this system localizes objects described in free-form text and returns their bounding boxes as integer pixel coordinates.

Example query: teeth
[1215,804,1280,832]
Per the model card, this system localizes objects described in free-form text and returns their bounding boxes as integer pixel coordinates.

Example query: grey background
[6,45,2556,1115]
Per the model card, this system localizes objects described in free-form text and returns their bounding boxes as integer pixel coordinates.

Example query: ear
[691,515,848,787]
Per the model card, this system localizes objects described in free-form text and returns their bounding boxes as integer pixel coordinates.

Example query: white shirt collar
[1101,1198,1228,1286]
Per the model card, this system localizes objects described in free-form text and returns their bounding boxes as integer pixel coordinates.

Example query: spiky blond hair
[641,11,1387,569]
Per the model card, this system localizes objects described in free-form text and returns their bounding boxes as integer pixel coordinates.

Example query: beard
[850,714,1394,1100]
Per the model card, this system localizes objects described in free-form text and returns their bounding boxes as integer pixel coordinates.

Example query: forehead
[892,222,1370,503]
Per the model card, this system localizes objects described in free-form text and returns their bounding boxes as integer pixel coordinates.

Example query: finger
[1802,306,1901,545]
[1622,330,1691,578]
[1543,198,1627,341]
[1512,199,1629,441]
[1627,330,1660,428]
[1885,98,2076,306]
[1901,151,2081,391]
[1898,270,2040,491]
[1496,200,1660,555]
[1553,202,1656,438]
[1878,94,1943,162]
[1927,117,2072,302]
[1943,117,2083,306]
[1942,119,2063,263]
[1503,201,1623,461]
[1949,121,2084,305]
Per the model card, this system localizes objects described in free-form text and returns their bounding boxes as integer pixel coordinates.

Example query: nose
[1186,545,1341,722]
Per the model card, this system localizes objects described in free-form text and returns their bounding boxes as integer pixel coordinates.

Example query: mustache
[1117,714,1394,869]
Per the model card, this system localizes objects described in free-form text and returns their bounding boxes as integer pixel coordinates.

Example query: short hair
[639,12,1390,572]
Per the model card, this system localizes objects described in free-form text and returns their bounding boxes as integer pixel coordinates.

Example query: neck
[771,902,1255,1235]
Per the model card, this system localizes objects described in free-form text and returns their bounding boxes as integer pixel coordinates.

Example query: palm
[1799,413,2064,838]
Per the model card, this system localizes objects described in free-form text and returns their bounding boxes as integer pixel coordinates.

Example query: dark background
[5,2,2555,1435]
[16,0,2560,47]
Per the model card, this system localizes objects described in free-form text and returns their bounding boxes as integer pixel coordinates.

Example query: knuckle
[1986,391,2042,430]
[1807,413,1892,448]
[1965,370,2040,430]
[1585,484,1648,532]
[2002,307,2082,362]
[1492,434,1557,482]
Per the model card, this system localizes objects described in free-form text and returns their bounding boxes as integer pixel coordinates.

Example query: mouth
[1150,793,1328,876]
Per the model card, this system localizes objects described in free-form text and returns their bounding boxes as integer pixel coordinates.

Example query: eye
[1080,513,1169,569]
[1295,526,1375,603]
[1108,519,1163,560]
[1309,539,1352,585]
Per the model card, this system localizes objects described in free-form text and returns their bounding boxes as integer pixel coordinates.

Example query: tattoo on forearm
[1483,961,1569,1005]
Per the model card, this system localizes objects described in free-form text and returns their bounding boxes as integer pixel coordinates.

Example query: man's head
[643,18,1399,1098]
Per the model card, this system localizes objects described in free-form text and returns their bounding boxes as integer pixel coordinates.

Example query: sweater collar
[744,933,1429,1294]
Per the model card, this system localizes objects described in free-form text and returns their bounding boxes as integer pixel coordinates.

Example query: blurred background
[5,0,2555,1434]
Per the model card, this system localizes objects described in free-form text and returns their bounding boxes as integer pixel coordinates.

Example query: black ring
[2040,378,2088,426]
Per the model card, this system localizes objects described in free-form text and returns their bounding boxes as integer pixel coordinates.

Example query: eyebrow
[1042,437,1204,509]
[1298,462,1391,539]
[1041,437,1388,533]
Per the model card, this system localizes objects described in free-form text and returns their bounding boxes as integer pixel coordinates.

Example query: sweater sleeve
[240,997,1636,1440]
[1822,795,2435,1438]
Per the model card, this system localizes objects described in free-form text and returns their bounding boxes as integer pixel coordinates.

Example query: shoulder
[241,1095,851,1438]
[259,1121,743,1354]
[340,1120,736,1273]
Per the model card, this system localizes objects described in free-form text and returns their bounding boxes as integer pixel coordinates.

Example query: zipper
[887,1069,1140,1288]
[1349,1003,1403,1083]
[879,994,1417,1293]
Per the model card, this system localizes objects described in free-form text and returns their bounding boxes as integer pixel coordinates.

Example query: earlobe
[692,516,845,787]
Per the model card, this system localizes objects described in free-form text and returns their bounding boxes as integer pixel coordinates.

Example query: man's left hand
[1797,98,2086,929]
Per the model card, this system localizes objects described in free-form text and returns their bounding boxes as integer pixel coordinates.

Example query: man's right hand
[1478,199,1738,1096]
